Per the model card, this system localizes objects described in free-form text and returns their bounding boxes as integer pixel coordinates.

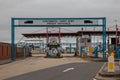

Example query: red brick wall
[0,43,11,60]
[0,42,26,60]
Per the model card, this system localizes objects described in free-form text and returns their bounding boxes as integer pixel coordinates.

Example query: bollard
[108,52,115,72]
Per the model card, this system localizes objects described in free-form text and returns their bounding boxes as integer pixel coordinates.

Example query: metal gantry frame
[11,17,106,60]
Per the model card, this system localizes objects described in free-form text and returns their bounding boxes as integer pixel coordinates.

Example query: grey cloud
[0,0,120,43]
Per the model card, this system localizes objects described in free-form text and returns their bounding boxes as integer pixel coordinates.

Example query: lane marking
[63,67,74,72]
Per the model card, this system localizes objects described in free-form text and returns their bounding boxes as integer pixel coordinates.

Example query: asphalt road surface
[4,62,104,80]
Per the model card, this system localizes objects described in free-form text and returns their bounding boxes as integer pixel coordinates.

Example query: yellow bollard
[89,47,94,53]
[110,52,115,57]
[108,52,115,72]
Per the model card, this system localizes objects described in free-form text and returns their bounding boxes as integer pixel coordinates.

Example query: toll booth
[77,35,95,58]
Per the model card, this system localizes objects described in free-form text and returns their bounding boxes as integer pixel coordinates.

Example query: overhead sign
[18,19,98,26]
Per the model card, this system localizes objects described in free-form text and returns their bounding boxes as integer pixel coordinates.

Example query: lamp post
[114,20,118,49]
[116,23,118,49]
[108,28,110,53]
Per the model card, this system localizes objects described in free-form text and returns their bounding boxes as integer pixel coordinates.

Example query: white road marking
[63,67,74,72]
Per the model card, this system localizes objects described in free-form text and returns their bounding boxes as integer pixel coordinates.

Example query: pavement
[0,59,12,65]
[95,62,120,80]
[82,56,120,62]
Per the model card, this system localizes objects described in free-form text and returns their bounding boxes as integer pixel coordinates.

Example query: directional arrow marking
[63,67,74,73]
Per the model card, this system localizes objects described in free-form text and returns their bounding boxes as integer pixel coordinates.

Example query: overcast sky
[0,0,120,43]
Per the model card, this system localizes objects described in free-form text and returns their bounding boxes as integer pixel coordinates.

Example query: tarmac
[95,62,120,80]
[0,55,89,80]
[0,54,120,80]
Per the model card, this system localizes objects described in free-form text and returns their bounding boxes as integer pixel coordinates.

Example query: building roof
[22,30,120,38]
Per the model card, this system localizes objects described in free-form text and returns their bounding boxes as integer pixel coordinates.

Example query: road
[4,62,104,80]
